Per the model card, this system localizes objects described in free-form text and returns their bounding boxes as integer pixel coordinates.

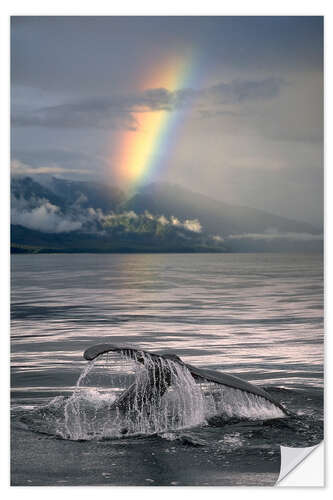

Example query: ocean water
[10,252,324,485]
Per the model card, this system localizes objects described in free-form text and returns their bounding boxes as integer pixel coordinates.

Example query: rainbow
[114,54,195,196]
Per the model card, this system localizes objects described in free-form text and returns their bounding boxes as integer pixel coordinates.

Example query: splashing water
[31,351,206,440]
[201,382,285,420]
[63,351,206,439]
[17,352,285,440]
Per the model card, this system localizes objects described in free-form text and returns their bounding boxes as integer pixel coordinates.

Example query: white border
[1,2,331,499]
[0,0,331,15]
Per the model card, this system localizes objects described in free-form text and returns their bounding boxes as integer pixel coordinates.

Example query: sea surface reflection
[11,252,323,404]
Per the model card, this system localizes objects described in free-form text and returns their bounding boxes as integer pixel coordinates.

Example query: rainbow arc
[114,54,195,196]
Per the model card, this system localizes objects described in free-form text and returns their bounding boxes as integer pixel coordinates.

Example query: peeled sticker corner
[276,441,324,486]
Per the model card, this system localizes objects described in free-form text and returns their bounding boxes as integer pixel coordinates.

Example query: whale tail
[83,344,292,417]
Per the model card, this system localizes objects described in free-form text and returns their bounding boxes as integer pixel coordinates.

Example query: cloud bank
[225,231,323,242]
[11,193,203,236]
[11,198,83,233]
[12,77,286,130]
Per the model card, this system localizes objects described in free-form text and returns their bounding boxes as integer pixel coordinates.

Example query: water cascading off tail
[23,346,288,440]
[61,350,206,440]
[83,344,290,418]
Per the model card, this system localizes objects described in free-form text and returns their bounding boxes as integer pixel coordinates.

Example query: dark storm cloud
[12,77,286,129]
[11,17,323,96]
[206,78,285,103]
[12,100,136,130]
[11,89,173,130]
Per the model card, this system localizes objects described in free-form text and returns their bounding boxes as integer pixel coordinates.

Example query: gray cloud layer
[12,77,285,130]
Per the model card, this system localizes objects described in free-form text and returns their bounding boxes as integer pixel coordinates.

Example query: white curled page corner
[276,442,324,486]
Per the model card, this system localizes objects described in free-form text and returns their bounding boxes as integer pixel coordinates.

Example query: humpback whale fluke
[83,344,292,417]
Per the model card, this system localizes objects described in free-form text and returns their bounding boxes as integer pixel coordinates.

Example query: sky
[11,16,323,227]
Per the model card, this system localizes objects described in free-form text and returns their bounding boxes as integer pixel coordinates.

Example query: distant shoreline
[10,246,228,255]
[11,246,322,255]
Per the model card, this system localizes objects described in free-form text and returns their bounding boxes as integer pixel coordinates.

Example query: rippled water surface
[11,253,324,485]
[11,252,323,400]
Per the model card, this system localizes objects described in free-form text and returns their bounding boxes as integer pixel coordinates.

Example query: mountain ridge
[10,176,322,253]
[122,181,319,235]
